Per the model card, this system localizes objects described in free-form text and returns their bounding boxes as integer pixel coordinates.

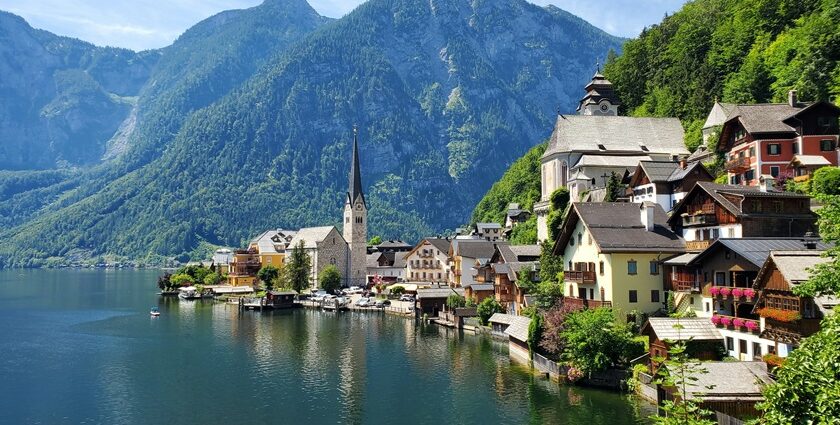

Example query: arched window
[560,161,568,187]
[569,284,574,297]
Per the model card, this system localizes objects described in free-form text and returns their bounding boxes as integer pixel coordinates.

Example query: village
[156,73,840,424]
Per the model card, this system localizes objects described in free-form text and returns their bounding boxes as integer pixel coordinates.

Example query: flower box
[758,307,801,323]
[710,287,721,296]
[711,315,722,325]
[733,318,745,327]
[719,287,732,297]
[743,288,756,299]
[732,288,744,298]
[720,316,733,326]
[745,321,759,332]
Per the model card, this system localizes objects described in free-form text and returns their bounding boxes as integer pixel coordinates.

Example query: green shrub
[811,167,840,196]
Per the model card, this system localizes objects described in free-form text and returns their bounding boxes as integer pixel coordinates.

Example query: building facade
[404,238,450,284]
[343,128,368,288]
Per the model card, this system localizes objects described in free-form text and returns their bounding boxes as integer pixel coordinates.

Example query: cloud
[4,0,687,50]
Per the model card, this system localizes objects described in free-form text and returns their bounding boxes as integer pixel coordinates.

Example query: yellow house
[248,229,297,267]
[228,250,260,287]
[554,202,685,321]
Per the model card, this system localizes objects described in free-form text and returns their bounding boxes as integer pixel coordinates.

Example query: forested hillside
[604,0,840,150]
[0,0,621,267]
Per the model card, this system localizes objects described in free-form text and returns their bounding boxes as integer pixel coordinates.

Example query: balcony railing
[725,157,751,172]
[682,214,717,227]
[685,239,712,252]
[763,317,821,342]
[711,314,760,333]
[563,297,611,311]
[672,277,701,293]
[564,270,596,284]
[709,285,756,301]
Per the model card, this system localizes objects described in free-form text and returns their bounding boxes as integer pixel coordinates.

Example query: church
[535,72,689,241]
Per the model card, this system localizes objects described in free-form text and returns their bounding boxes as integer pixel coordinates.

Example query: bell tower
[577,67,620,116]
[343,126,367,288]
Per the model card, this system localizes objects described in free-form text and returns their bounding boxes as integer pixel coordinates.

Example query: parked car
[347,286,363,294]
[311,291,328,302]
[399,295,415,302]
[356,297,371,307]
[374,299,391,308]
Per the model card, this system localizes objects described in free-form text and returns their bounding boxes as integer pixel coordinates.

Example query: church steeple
[577,67,620,116]
[347,126,366,207]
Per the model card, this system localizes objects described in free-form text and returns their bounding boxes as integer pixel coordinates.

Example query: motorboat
[178,286,201,300]
[150,307,161,317]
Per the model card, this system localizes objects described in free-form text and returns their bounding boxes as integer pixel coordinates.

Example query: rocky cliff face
[0,12,158,170]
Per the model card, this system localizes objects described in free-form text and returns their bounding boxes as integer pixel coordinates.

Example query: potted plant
[710,286,721,297]
[732,288,744,298]
[758,307,801,323]
[720,316,733,327]
[711,315,722,326]
[743,288,756,300]
[720,287,732,297]
[745,320,759,332]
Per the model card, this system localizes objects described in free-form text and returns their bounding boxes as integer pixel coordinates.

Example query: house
[628,160,713,211]
[287,226,349,289]
[489,244,541,315]
[641,317,724,369]
[415,287,464,316]
[505,203,531,230]
[448,239,498,287]
[660,361,773,423]
[366,251,406,284]
[787,154,833,182]
[248,229,296,267]
[503,315,532,362]
[404,238,450,284]
[211,248,233,275]
[488,313,519,337]
[370,240,413,254]
[554,202,684,320]
[475,223,504,241]
[716,91,840,186]
[753,250,836,356]
[668,181,817,253]
[228,249,261,286]
[463,283,495,304]
[264,290,297,309]
[670,237,827,360]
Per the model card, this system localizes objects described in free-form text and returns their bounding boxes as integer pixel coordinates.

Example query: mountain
[0,0,621,267]
[603,0,840,150]
[0,11,159,170]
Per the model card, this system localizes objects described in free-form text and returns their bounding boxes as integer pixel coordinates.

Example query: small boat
[178,286,201,300]
[150,307,161,317]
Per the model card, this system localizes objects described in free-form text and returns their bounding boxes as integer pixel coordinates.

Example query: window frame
[629,290,638,303]
[627,260,637,275]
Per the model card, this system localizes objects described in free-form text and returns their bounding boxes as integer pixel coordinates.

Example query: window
[793,143,799,154]
[578,233,583,245]
[715,272,726,286]
[588,235,593,245]
[345,217,349,223]
[731,175,741,185]
[728,228,735,238]
[749,147,755,157]
[649,261,659,275]
[767,143,781,155]
[770,166,780,178]
[820,139,836,151]
[726,337,734,351]
[651,290,660,303]
[589,288,594,300]
[568,260,573,270]
[745,169,755,181]
[629,290,638,303]
[705,302,710,312]
[753,342,762,360]
[570,236,574,246]
[599,261,604,276]
[739,339,748,356]
[627,260,637,275]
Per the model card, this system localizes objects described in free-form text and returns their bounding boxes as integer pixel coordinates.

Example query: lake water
[0,269,651,424]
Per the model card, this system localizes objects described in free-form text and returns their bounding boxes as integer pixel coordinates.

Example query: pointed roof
[347,127,366,207]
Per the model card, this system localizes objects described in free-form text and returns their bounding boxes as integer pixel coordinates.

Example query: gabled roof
[405,238,451,259]
[375,240,413,250]
[630,161,712,188]
[452,239,499,259]
[789,155,832,167]
[509,245,541,260]
[572,154,653,170]
[668,181,812,226]
[702,101,736,130]
[688,238,829,269]
[642,317,722,341]
[464,283,494,292]
[678,362,772,402]
[288,226,340,249]
[504,315,532,342]
[543,115,688,159]
[416,287,464,300]
[488,313,519,325]
[554,202,684,254]
[724,103,807,135]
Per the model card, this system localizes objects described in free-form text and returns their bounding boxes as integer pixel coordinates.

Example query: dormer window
[639,144,649,152]
[597,144,607,151]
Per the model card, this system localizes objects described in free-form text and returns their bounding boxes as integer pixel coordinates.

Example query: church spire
[348,126,365,207]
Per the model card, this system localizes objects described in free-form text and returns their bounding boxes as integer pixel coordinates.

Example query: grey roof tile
[643,317,723,341]
[544,115,688,158]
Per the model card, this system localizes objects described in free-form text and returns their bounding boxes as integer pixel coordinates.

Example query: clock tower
[576,69,620,116]
[343,127,367,288]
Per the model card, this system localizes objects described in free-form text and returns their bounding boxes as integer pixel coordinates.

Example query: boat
[150,307,161,317]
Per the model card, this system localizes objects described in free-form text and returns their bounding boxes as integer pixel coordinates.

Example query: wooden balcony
[725,157,752,172]
[763,317,821,343]
[711,314,760,333]
[563,297,611,311]
[672,277,701,293]
[685,239,712,252]
[564,270,596,284]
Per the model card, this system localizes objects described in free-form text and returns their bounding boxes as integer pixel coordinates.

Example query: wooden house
[753,250,835,356]
[628,160,713,212]
[668,181,816,253]
[265,291,297,309]
[641,317,723,371]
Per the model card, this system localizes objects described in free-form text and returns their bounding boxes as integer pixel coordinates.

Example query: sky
[4,0,688,51]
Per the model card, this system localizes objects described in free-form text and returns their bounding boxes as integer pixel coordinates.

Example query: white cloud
[4,0,687,50]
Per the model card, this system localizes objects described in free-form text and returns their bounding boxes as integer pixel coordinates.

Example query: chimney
[760,175,776,193]
[640,202,655,232]
[803,231,818,250]
[788,90,798,107]
[679,158,687,170]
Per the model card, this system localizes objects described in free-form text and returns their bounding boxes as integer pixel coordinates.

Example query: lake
[0,269,651,424]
